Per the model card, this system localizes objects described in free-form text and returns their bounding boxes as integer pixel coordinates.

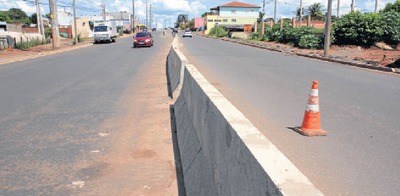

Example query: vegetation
[0,12,11,22]
[252,23,323,49]
[16,38,50,50]
[209,27,228,37]
[307,3,324,20]
[333,11,400,46]
[175,14,188,28]
[382,0,400,13]
[2,8,30,24]
[72,34,84,45]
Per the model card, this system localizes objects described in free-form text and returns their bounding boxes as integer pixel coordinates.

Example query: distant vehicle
[93,21,117,43]
[172,28,178,33]
[182,29,192,38]
[133,32,154,47]
[152,28,156,31]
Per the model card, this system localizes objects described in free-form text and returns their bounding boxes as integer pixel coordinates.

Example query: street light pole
[375,0,378,13]
[337,0,340,17]
[324,0,333,57]
[73,0,78,44]
[351,0,355,12]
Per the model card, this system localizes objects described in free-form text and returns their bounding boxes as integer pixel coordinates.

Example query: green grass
[16,38,50,50]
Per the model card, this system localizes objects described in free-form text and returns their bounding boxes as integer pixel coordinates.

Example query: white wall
[219,7,259,18]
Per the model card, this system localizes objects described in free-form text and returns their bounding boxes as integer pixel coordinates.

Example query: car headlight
[145,39,150,42]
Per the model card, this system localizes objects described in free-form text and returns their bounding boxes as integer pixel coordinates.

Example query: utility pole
[102,0,106,22]
[73,0,78,44]
[145,0,148,28]
[337,0,340,17]
[324,0,333,57]
[351,0,355,12]
[149,4,152,29]
[35,0,41,35]
[375,0,378,13]
[299,0,303,27]
[274,0,277,23]
[132,0,135,32]
[38,0,45,39]
[49,0,60,48]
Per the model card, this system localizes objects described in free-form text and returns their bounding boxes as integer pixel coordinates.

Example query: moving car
[133,32,154,47]
[182,29,192,38]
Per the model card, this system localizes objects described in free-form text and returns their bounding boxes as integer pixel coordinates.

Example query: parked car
[133,32,154,47]
[182,29,192,38]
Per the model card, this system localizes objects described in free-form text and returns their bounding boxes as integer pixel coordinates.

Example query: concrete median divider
[169,38,324,195]
[167,38,188,98]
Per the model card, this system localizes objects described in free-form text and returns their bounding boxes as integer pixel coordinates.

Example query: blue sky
[1,0,398,27]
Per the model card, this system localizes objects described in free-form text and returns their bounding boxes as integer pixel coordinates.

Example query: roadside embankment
[167,37,324,195]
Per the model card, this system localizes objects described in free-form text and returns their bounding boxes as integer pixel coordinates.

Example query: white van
[93,21,117,43]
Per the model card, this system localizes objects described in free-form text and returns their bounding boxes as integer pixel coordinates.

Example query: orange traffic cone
[295,80,327,136]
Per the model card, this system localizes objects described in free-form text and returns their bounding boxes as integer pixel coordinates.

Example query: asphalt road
[0,32,177,195]
[179,34,400,195]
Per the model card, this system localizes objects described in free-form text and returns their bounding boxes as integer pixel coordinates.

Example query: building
[204,1,260,34]
[194,17,204,31]
[106,11,131,30]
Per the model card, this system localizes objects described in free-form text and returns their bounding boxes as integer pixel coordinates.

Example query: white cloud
[16,1,36,14]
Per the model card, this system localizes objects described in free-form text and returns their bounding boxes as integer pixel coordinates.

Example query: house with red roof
[204,1,261,34]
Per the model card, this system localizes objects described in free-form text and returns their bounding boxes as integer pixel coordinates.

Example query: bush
[45,28,52,38]
[72,34,84,45]
[209,27,228,37]
[333,12,383,46]
[298,34,322,49]
[278,26,319,47]
[379,11,400,45]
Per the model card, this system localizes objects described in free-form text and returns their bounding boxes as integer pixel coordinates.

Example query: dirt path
[73,39,180,195]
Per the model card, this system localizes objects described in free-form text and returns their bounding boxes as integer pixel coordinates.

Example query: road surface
[179,34,400,195]
[0,32,180,195]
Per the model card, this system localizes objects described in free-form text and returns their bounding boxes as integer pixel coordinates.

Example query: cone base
[294,127,328,136]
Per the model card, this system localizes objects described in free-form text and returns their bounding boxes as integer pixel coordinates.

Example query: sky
[1,0,398,28]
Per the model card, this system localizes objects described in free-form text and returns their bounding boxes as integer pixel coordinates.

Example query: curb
[0,34,134,65]
[0,42,93,65]
[200,35,400,75]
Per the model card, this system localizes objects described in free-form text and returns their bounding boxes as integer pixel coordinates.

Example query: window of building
[223,19,228,22]
[208,19,214,22]
[215,19,222,22]
[231,19,237,22]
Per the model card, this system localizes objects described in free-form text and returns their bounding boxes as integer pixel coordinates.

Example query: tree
[201,12,209,18]
[294,7,305,20]
[7,8,29,23]
[0,11,11,22]
[30,13,37,24]
[176,14,188,28]
[258,12,265,22]
[382,0,400,12]
[307,3,324,20]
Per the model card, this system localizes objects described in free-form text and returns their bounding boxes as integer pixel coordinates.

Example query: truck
[93,21,117,43]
